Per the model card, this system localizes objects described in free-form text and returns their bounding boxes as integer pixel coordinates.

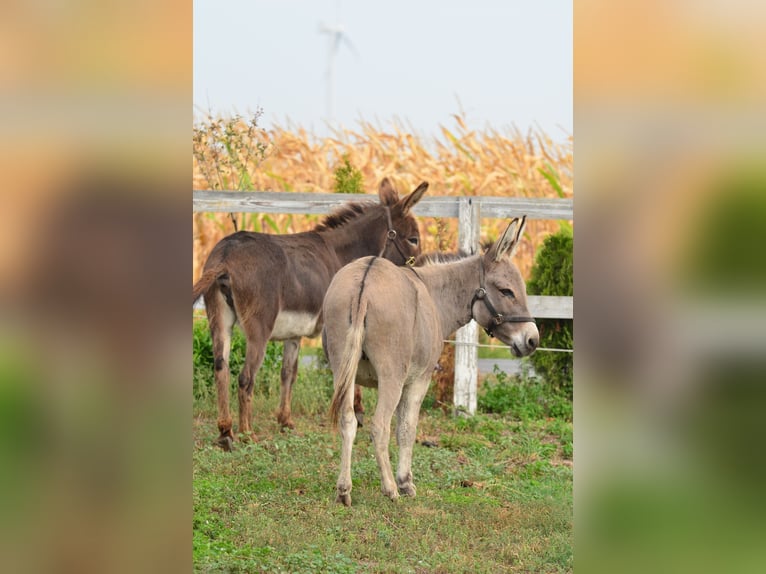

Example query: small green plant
[333,155,364,194]
[527,224,573,399]
[538,161,566,198]
[478,366,572,421]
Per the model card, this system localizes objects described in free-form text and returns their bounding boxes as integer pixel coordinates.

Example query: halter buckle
[387,229,397,240]
[475,287,486,299]
[406,256,415,267]
[493,314,504,325]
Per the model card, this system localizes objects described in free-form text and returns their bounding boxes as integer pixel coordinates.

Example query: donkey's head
[376,178,428,265]
[473,216,540,357]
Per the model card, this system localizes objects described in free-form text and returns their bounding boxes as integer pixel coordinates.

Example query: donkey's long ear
[488,215,527,261]
[378,178,400,206]
[398,181,429,214]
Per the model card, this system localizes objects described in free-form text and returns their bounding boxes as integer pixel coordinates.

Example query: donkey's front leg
[277,338,301,429]
[353,385,365,427]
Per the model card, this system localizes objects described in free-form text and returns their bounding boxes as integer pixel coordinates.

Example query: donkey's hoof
[398,483,417,497]
[354,411,364,428]
[215,435,234,452]
[335,493,352,507]
[383,488,400,502]
[277,414,296,430]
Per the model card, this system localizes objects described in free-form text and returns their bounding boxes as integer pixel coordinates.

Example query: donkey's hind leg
[395,377,430,497]
[370,377,405,501]
[206,289,236,451]
[276,338,301,429]
[236,318,271,440]
[335,384,358,506]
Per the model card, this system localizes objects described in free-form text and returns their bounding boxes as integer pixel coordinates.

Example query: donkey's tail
[192,266,222,305]
[329,296,368,428]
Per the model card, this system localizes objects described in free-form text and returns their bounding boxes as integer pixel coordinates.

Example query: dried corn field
[193,114,572,284]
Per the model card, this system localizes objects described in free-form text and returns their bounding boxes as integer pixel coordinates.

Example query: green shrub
[527,224,573,399]
[192,319,282,400]
[333,155,364,194]
[478,366,572,421]
[479,368,543,419]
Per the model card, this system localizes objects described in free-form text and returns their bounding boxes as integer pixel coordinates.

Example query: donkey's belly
[271,310,321,340]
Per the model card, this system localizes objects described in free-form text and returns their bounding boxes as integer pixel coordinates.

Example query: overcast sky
[194,0,572,140]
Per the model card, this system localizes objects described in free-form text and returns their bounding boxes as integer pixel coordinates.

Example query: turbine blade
[340,33,358,57]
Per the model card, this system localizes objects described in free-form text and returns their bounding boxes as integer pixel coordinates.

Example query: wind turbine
[318,2,357,125]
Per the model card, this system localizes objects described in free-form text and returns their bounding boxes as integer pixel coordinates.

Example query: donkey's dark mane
[314,201,377,232]
[414,250,471,267]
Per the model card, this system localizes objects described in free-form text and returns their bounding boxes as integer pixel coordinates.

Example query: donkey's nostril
[528,336,538,350]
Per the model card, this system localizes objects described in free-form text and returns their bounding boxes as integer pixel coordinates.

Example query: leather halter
[381,206,416,266]
[470,259,536,338]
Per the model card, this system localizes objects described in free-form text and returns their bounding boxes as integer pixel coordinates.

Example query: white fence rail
[193,190,573,220]
[193,190,573,414]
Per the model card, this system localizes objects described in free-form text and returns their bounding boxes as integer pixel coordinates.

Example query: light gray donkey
[323,216,539,505]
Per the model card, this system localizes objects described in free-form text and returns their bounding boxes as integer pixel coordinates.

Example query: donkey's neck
[417,255,482,338]
[318,211,386,266]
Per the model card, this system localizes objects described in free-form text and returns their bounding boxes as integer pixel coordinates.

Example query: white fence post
[453,197,481,415]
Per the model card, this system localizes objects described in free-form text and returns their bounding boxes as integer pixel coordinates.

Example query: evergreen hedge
[527,224,573,399]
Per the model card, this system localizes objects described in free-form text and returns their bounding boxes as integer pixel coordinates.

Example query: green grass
[193,321,572,573]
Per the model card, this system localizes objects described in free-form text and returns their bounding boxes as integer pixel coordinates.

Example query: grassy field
[193,322,572,573]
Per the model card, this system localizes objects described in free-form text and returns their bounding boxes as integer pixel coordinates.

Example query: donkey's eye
[408,237,419,246]
[499,288,515,298]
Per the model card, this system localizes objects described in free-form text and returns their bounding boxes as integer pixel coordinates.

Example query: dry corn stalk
[193,115,572,283]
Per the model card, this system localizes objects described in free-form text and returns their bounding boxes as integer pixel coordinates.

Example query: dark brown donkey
[192,179,428,449]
